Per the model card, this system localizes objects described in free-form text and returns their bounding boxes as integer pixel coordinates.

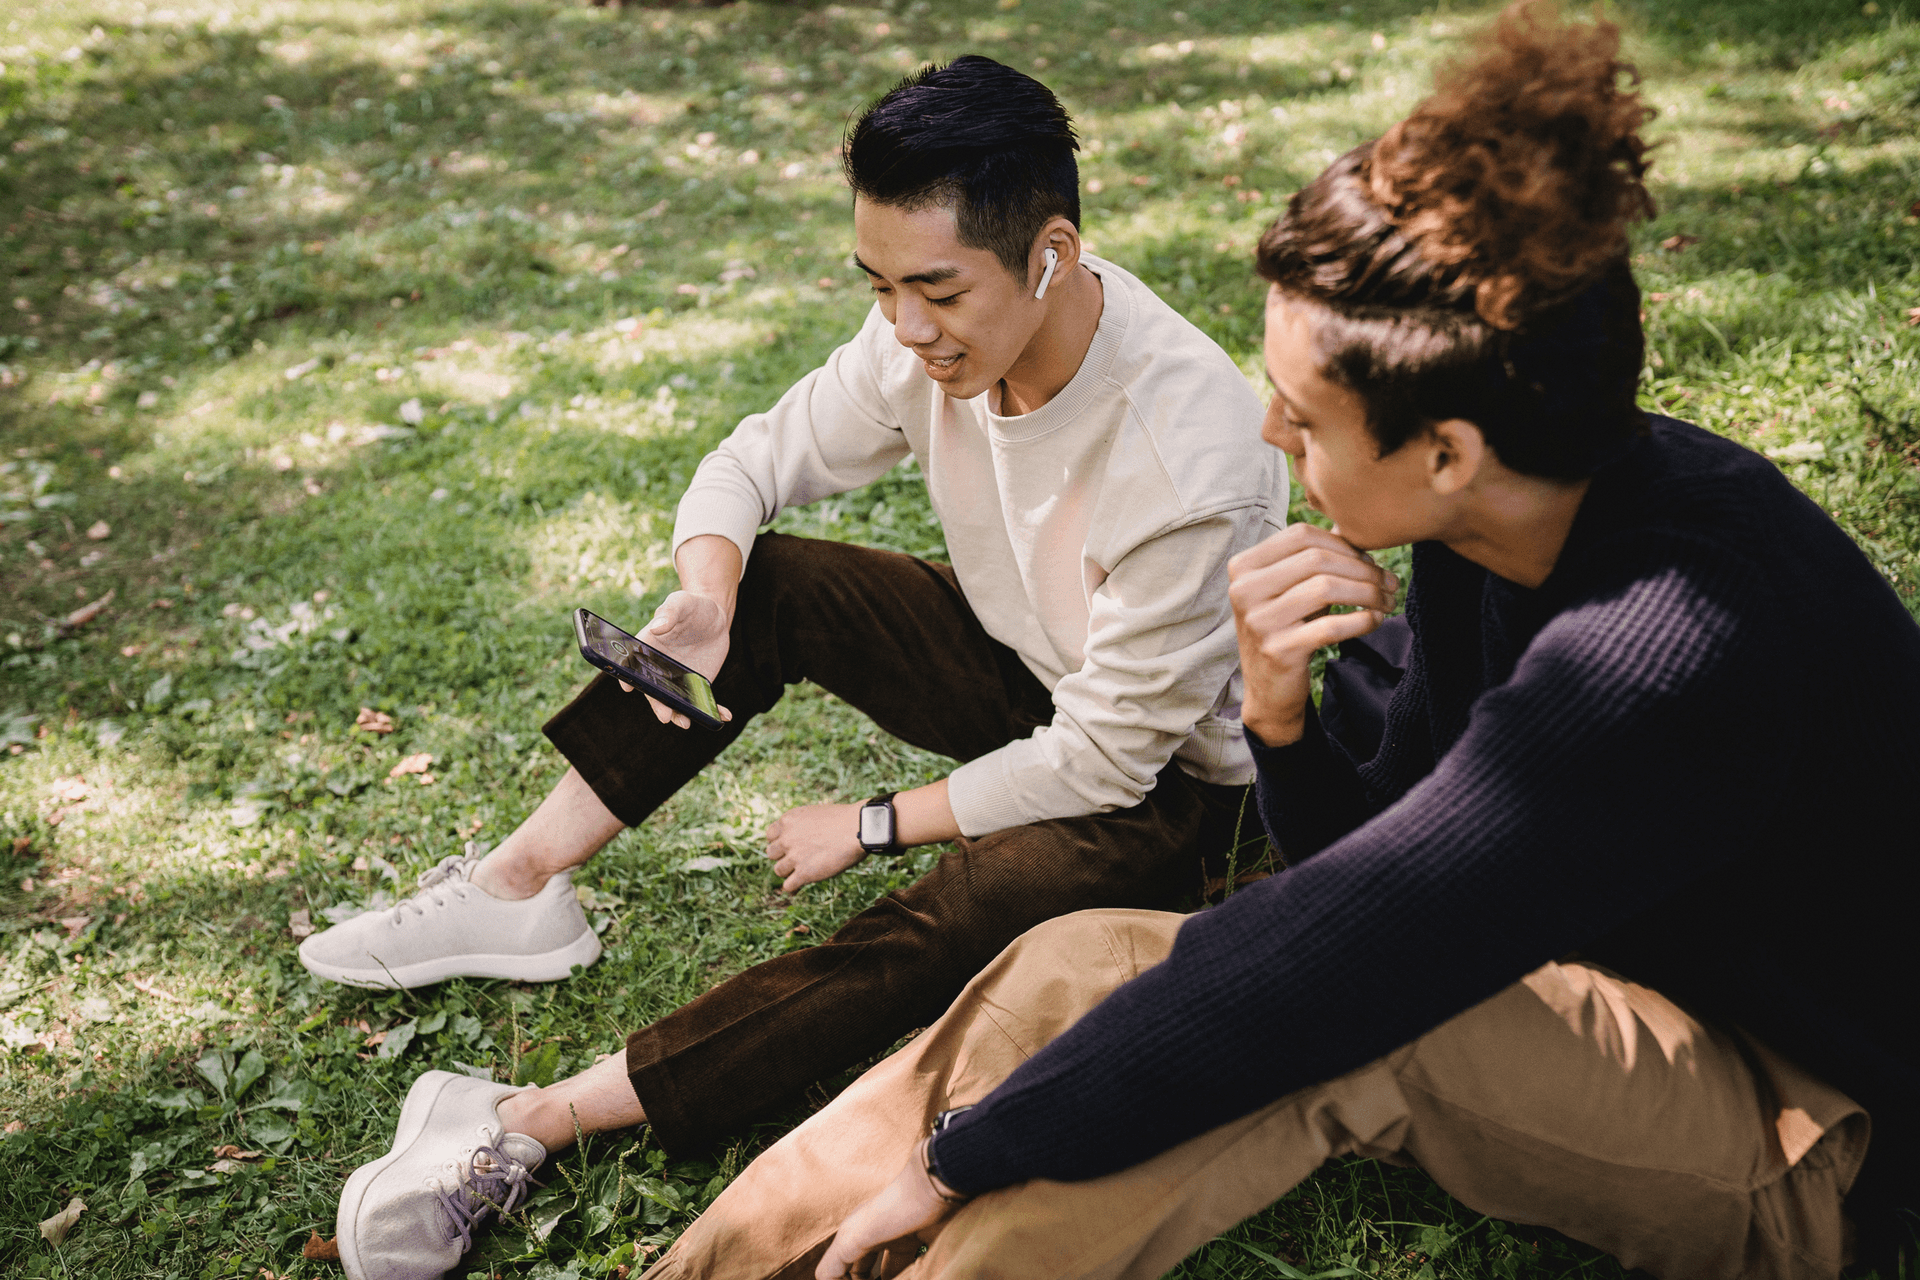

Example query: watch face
[859,803,893,847]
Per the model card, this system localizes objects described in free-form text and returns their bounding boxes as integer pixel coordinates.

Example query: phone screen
[576,610,722,722]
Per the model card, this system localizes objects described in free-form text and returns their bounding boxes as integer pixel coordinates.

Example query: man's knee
[998,909,1184,988]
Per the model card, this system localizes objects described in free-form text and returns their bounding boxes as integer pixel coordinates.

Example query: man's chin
[933,373,994,401]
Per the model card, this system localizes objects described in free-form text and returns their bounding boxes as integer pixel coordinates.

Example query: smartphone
[573,608,725,730]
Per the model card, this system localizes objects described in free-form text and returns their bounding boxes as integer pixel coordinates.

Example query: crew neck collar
[981,256,1127,442]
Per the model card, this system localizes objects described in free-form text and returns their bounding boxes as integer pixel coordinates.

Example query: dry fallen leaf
[57,916,92,939]
[39,1196,85,1246]
[61,589,115,632]
[212,1145,264,1160]
[49,776,89,803]
[355,707,395,734]
[85,520,112,541]
[1660,233,1701,252]
[303,1232,341,1261]
[389,753,433,778]
[363,1030,388,1048]
[288,908,315,940]
[130,977,185,1005]
[1906,308,1920,328]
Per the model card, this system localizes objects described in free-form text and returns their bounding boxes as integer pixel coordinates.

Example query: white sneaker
[299,852,601,989]
[338,1070,546,1280]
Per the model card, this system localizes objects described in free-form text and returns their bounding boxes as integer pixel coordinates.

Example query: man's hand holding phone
[629,590,733,729]
[620,533,743,730]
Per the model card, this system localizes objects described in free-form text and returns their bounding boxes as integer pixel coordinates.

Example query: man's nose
[891,294,940,348]
[1261,399,1303,455]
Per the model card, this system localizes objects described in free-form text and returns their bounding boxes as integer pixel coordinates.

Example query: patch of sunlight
[522,83,684,130]
[418,356,518,406]
[523,492,673,603]
[667,770,787,855]
[144,357,367,464]
[634,315,773,363]
[520,385,688,439]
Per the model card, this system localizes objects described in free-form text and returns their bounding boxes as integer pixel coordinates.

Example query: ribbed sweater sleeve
[1247,704,1374,865]
[930,537,1790,1195]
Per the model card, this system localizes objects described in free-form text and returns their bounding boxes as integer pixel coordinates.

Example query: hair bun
[1366,0,1656,329]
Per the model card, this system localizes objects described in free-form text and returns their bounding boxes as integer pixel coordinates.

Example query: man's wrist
[917,1137,971,1207]
[1241,707,1305,748]
[672,534,744,614]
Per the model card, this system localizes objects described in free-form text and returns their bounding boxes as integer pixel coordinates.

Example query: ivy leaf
[254,1079,316,1112]
[377,1019,418,1060]
[194,1051,233,1101]
[230,1049,267,1101]
[513,1041,561,1087]
[145,1087,205,1111]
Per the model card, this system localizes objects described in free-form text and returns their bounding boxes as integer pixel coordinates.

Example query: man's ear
[1028,216,1083,291]
[1426,418,1488,498]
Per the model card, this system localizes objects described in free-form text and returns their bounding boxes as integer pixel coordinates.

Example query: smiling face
[853,197,1047,401]
[1261,287,1448,551]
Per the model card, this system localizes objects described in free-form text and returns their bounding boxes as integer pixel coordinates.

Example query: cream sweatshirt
[672,255,1286,837]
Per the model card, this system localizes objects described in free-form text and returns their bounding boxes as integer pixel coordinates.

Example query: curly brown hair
[1256,0,1658,479]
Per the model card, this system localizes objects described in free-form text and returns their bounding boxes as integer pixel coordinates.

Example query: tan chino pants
[643,909,1868,1280]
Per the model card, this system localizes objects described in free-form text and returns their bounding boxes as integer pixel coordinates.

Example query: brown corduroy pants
[543,534,1248,1154]
[643,910,1869,1280]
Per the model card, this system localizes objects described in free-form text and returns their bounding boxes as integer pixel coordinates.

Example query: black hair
[843,55,1080,276]
[1255,1,1656,480]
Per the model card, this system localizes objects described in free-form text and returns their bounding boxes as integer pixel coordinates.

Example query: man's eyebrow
[1266,372,1310,421]
[850,253,961,287]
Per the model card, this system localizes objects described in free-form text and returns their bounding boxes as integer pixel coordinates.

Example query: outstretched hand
[616,589,734,730]
[815,1147,957,1280]
[765,802,867,893]
[1228,523,1398,747]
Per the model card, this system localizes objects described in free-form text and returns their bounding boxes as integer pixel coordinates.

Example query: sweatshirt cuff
[945,751,1031,839]
[670,494,766,569]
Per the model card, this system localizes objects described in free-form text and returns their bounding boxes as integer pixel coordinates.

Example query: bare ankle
[470,854,548,902]
[497,1087,541,1136]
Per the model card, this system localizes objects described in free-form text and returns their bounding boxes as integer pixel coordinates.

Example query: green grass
[1,0,1916,1276]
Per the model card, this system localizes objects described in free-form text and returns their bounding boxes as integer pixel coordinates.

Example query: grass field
[2,0,1917,1276]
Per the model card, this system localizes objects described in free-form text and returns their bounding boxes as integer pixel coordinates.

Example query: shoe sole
[337,1071,465,1280]
[302,930,603,990]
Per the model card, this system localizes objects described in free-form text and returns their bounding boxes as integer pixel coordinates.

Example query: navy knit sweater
[931,418,1920,1251]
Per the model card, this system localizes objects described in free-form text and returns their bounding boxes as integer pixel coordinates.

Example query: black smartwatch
[857,791,901,856]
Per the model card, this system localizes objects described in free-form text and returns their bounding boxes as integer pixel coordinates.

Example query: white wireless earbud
[1034,246,1059,300]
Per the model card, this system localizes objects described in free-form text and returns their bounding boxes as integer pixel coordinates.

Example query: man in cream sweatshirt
[321,55,1285,1280]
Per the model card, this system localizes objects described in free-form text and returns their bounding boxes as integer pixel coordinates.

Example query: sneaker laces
[390,850,478,923]
[435,1141,537,1252]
